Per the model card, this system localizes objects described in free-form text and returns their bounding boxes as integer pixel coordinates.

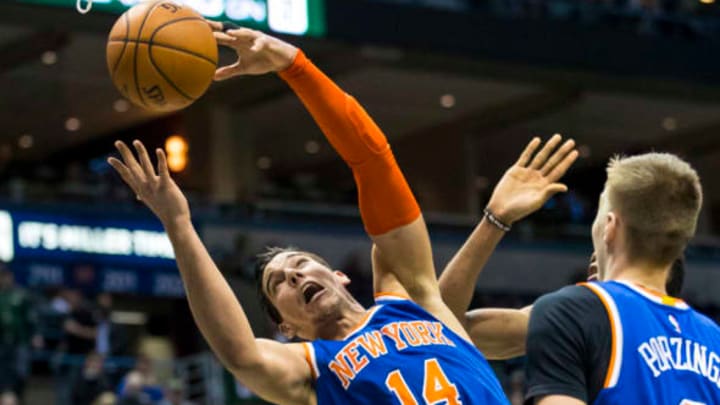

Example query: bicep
[230,340,313,405]
[465,308,529,360]
[370,217,437,300]
[536,395,586,405]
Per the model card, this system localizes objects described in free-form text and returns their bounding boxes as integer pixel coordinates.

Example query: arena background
[0,0,719,404]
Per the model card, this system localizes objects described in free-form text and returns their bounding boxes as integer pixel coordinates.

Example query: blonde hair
[605,153,702,266]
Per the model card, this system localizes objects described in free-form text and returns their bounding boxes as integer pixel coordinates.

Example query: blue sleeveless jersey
[302,294,509,405]
[582,281,720,405]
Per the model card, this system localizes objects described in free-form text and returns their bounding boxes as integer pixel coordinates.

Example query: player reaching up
[109,26,509,404]
[524,154,720,405]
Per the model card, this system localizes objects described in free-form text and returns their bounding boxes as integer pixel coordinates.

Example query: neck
[606,256,670,295]
[314,298,366,340]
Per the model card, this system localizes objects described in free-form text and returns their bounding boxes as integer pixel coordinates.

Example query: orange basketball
[106,1,218,112]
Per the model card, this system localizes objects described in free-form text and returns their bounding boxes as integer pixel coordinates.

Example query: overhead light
[18,134,33,149]
[662,117,677,131]
[440,94,456,109]
[113,99,130,113]
[304,140,320,154]
[700,0,714,4]
[65,117,81,132]
[257,156,272,170]
[41,51,58,66]
[165,135,189,173]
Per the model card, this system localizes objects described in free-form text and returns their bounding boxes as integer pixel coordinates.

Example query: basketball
[106,1,218,112]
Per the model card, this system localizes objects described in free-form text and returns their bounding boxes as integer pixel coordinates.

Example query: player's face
[591,192,610,280]
[262,251,351,337]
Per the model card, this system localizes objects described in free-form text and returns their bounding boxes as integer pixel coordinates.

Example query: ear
[333,270,351,286]
[604,212,618,246]
[278,322,297,340]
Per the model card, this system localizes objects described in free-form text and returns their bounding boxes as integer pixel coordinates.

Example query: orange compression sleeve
[278,50,420,235]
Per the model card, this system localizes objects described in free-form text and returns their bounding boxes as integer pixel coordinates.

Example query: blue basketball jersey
[582,280,720,405]
[302,293,509,404]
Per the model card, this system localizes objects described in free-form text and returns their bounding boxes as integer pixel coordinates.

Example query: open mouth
[302,282,325,304]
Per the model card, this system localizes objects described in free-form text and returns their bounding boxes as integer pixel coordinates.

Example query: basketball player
[109,26,522,404]
[523,154,720,404]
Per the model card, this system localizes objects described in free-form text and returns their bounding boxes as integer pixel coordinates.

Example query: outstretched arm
[212,24,450,328]
[439,136,577,358]
[108,141,312,405]
[440,135,578,319]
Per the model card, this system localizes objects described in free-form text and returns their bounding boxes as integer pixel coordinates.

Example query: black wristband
[484,208,511,232]
[222,21,241,32]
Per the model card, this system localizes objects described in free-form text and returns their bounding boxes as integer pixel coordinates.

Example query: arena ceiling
[1,2,720,184]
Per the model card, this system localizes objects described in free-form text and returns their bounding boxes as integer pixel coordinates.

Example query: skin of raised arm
[537,396,586,405]
[108,141,313,405]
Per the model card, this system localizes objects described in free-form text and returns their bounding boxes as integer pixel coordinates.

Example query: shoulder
[529,284,613,347]
[532,284,605,318]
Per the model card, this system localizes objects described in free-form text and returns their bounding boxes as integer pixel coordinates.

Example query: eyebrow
[265,253,302,297]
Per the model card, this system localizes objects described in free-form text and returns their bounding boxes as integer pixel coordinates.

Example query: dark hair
[254,246,331,325]
[666,256,685,297]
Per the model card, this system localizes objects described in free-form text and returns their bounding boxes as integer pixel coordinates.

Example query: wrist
[485,201,513,225]
[162,214,192,234]
[483,207,512,232]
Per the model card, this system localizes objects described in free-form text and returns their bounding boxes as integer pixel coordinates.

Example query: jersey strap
[579,282,624,389]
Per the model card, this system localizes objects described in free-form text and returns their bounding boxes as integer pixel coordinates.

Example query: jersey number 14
[385,359,461,405]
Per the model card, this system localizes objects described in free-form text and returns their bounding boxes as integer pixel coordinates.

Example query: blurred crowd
[378,0,720,39]
[0,264,196,405]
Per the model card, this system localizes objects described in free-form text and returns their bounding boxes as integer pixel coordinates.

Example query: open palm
[487,135,579,225]
[107,140,190,227]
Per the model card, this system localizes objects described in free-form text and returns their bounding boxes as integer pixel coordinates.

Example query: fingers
[543,183,569,200]
[206,19,223,32]
[114,141,146,181]
[226,28,261,42]
[213,31,238,47]
[156,148,171,180]
[516,137,541,167]
[540,138,576,176]
[213,29,258,47]
[107,157,137,191]
[214,61,241,81]
[529,134,562,170]
[133,140,157,180]
[547,150,580,182]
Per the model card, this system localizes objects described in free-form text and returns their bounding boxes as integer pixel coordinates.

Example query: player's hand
[108,140,191,227]
[486,134,579,225]
[207,20,298,80]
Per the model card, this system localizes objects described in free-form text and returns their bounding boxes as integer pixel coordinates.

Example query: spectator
[157,379,195,405]
[117,355,163,404]
[55,289,97,405]
[72,352,111,405]
[95,293,131,358]
[0,264,42,399]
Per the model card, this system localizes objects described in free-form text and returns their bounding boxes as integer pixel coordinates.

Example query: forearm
[439,218,505,320]
[164,218,260,369]
[466,308,529,360]
[280,51,420,237]
[279,51,377,165]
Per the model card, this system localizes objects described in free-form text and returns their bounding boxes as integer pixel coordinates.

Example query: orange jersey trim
[302,342,318,380]
[579,282,618,388]
[374,292,411,300]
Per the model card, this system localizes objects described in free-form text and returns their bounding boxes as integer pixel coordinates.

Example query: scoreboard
[15,0,326,36]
